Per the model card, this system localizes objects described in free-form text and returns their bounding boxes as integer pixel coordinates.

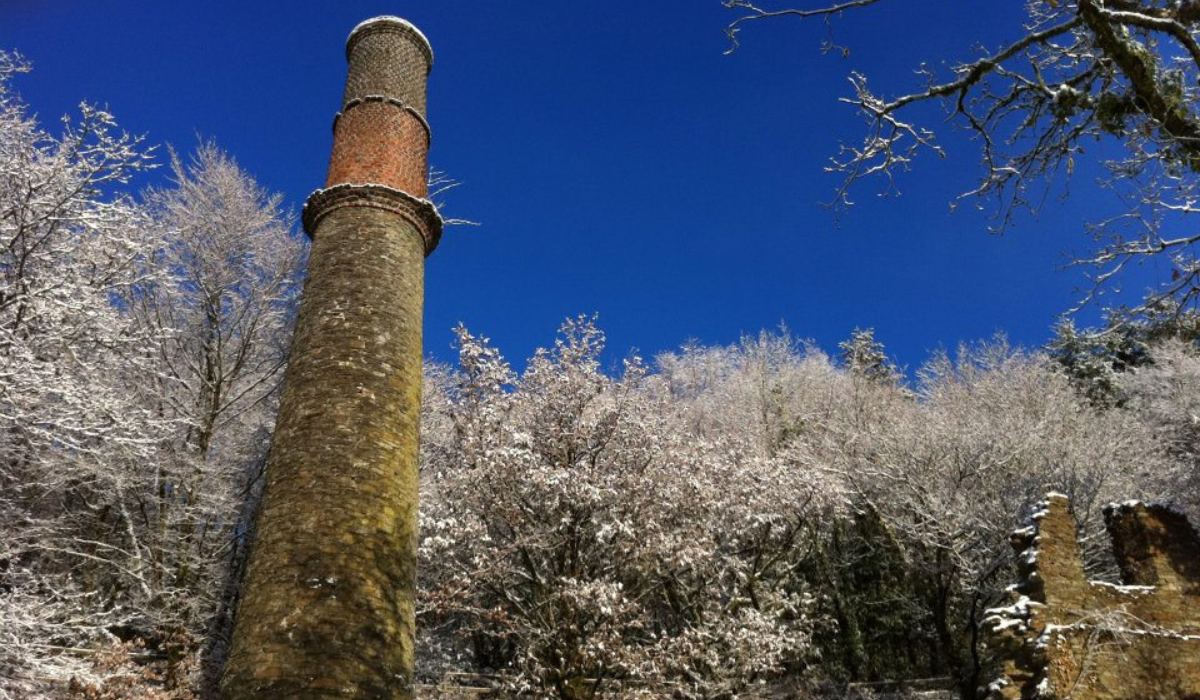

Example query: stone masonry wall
[986,494,1200,700]
[221,16,440,700]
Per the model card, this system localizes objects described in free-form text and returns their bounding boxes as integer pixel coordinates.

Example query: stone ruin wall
[987,493,1200,700]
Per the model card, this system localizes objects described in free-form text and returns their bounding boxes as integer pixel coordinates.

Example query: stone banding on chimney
[303,184,442,255]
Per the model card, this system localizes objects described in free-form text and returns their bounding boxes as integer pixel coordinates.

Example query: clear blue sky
[2,1,1170,372]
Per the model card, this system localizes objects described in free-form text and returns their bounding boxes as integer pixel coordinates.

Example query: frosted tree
[419,319,825,700]
[1116,338,1200,520]
[0,54,304,697]
[821,339,1172,687]
[644,329,1176,688]
[129,143,306,690]
[0,49,167,698]
[838,327,898,384]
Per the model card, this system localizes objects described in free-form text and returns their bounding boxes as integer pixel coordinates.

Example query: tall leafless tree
[724,0,1200,312]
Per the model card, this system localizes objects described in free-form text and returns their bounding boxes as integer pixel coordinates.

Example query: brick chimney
[221,16,440,700]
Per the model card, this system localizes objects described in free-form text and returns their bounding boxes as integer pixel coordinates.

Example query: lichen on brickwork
[986,494,1200,700]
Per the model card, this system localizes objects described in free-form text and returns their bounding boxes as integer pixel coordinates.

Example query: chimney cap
[346,16,434,69]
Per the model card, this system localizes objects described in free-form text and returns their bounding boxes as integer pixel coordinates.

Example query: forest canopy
[2,5,1200,696]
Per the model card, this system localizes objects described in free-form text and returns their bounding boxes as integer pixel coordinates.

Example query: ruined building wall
[987,494,1200,700]
[221,16,441,700]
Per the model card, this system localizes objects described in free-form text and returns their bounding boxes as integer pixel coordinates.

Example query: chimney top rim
[346,16,434,69]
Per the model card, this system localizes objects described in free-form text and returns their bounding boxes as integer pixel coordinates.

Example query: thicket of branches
[415,319,1195,700]
[0,52,305,699]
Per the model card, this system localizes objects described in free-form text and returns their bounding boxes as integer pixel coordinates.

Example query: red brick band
[333,96,432,145]
[326,99,430,195]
